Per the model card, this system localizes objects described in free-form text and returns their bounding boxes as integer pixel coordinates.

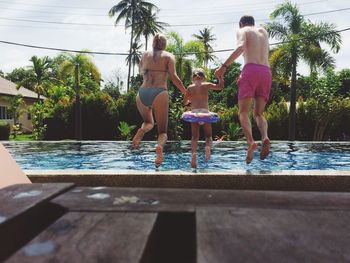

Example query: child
[184,68,224,168]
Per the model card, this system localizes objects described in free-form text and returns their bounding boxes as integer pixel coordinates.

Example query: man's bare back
[238,26,269,66]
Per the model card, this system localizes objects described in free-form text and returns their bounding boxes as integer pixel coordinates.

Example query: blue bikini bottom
[138,87,167,107]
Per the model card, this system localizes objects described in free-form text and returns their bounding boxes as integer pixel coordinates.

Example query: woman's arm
[168,54,186,94]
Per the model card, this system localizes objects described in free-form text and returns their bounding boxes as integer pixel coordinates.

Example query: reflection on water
[3,141,350,172]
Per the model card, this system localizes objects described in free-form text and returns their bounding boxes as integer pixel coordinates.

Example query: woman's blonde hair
[153,33,167,50]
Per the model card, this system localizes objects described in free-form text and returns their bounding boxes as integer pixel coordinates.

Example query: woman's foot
[155,145,163,168]
[246,143,258,164]
[205,146,211,161]
[132,128,145,148]
[260,138,271,160]
[191,152,197,168]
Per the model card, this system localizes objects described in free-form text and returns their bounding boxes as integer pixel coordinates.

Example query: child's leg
[191,123,200,168]
[203,123,212,161]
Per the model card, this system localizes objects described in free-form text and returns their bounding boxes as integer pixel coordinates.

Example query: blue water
[3,141,350,172]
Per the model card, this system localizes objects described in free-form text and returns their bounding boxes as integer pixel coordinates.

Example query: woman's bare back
[140,50,172,88]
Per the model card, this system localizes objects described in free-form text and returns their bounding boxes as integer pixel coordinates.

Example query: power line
[0,40,128,55]
[0,0,327,13]
[1,7,350,29]
[0,27,349,56]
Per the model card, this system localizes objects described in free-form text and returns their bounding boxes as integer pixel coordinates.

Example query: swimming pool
[3,141,350,172]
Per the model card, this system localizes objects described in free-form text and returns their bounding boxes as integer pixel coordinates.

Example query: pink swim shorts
[237,63,272,102]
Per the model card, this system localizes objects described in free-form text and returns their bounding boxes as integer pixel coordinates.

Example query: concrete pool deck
[26,169,350,192]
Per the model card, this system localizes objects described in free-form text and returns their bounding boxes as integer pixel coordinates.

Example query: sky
[0,0,349,91]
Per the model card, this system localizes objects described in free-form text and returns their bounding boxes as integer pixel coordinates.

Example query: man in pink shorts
[215,15,272,164]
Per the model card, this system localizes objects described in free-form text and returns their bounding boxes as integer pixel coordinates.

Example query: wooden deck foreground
[1,183,350,262]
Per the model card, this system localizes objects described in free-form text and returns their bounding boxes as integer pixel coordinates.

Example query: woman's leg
[132,94,154,148]
[191,123,200,168]
[152,91,169,167]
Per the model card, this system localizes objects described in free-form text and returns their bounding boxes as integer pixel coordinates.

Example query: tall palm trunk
[127,4,135,92]
[288,52,297,141]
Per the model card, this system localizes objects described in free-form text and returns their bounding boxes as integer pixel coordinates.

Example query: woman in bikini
[132,33,186,167]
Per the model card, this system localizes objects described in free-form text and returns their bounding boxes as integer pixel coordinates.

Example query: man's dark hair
[239,15,255,26]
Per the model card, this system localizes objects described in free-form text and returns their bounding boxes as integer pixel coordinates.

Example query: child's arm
[204,76,224,90]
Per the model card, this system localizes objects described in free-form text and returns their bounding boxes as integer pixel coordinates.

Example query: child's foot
[246,143,258,164]
[260,138,271,160]
[155,145,163,168]
[191,152,197,168]
[132,128,145,148]
[205,146,211,161]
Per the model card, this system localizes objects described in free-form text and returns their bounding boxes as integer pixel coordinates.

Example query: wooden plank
[197,207,350,263]
[0,143,31,188]
[6,211,157,263]
[52,186,350,212]
[0,183,74,261]
[0,183,74,224]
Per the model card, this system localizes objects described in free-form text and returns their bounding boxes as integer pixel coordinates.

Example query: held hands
[214,65,226,79]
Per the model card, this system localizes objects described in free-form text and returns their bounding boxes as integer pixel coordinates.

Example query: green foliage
[30,102,48,140]
[168,97,184,140]
[118,121,136,140]
[222,122,242,141]
[0,121,10,140]
[81,92,118,140]
[7,94,25,138]
[265,100,289,140]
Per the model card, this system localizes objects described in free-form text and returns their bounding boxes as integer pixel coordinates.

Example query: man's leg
[238,98,257,164]
[254,96,270,159]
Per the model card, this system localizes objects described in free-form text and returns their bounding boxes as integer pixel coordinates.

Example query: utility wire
[0,40,128,55]
[0,7,349,28]
[0,27,349,56]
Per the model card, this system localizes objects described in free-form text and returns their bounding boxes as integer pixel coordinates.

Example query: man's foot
[132,128,145,148]
[191,152,197,168]
[205,146,211,161]
[260,138,271,160]
[246,143,258,164]
[155,145,163,168]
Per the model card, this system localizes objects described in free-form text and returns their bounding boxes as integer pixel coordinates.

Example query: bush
[0,121,10,140]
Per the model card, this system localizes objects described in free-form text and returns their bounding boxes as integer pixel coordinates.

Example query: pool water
[3,141,350,172]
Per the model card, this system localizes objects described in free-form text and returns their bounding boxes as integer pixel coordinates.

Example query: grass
[9,134,33,141]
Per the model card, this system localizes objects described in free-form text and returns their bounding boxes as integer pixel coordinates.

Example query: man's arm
[168,54,186,94]
[215,29,246,78]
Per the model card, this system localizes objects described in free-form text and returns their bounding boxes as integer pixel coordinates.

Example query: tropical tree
[27,56,53,99]
[193,27,217,67]
[59,52,101,92]
[166,31,205,85]
[109,0,158,91]
[265,1,341,140]
[133,7,168,50]
[125,40,142,77]
[7,94,24,138]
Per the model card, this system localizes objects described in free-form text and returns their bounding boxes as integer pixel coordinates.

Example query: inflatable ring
[182,111,219,124]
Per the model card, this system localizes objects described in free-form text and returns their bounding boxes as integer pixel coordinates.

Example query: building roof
[0,77,43,99]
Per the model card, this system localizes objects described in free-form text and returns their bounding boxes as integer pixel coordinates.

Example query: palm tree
[192,27,217,67]
[125,40,142,77]
[133,8,168,50]
[109,0,158,91]
[265,1,341,140]
[19,56,52,100]
[59,52,101,88]
[166,31,205,84]
[59,52,101,140]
